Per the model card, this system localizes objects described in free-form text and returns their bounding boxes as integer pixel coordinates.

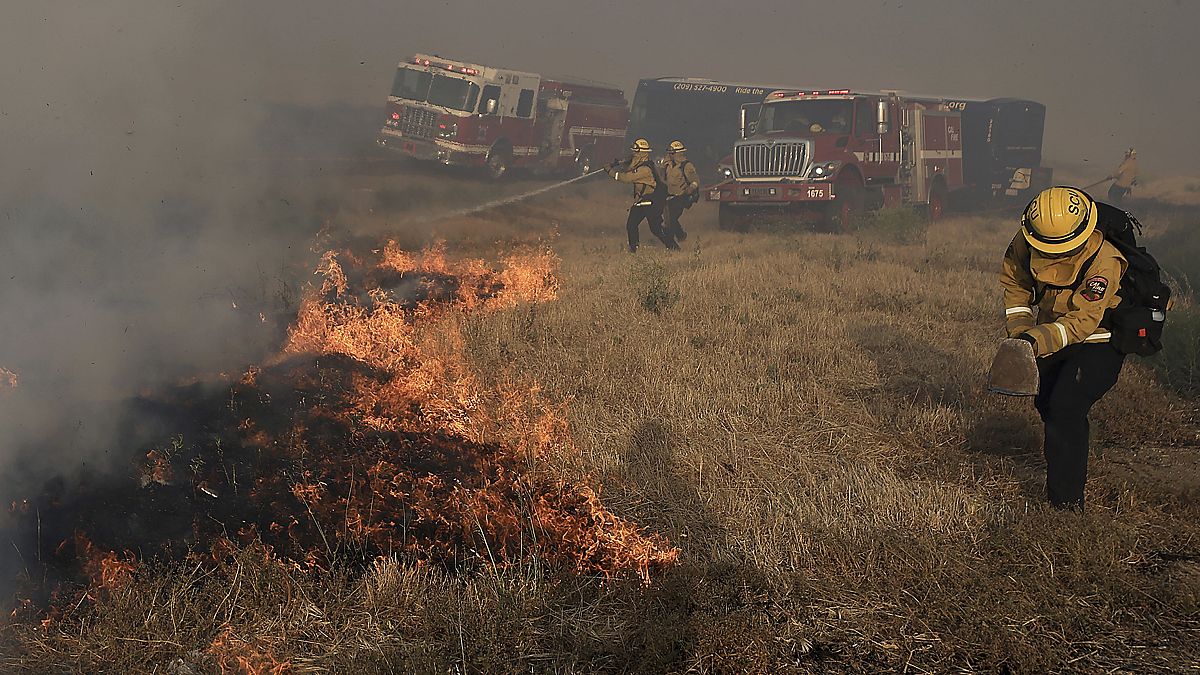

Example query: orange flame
[16,240,675,628]
[271,242,676,580]
[208,626,292,675]
[72,533,137,590]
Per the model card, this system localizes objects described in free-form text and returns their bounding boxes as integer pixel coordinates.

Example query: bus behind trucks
[708,88,1050,230]
[626,77,797,178]
[377,54,629,179]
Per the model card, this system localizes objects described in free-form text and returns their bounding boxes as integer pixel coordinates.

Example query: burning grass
[4,188,1200,672]
[2,240,677,672]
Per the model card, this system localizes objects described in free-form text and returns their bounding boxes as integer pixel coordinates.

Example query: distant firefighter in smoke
[1107,147,1139,204]
[605,138,678,253]
[662,140,700,243]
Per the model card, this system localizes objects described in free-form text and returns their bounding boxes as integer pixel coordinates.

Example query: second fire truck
[377,54,629,179]
[708,89,1050,229]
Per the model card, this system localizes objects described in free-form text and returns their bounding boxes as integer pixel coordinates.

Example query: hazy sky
[3,0,1199,174]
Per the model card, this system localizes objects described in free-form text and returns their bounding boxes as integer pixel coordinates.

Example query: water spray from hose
[429,169,605,222]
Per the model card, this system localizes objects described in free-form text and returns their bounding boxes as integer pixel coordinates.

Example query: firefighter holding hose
[662,140,700,243]
[991,187,1128,510]
[605,138,679,252]
[1107,148,1139,205]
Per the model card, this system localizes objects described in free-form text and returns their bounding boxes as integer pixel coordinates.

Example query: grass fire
[5,3,1200,672]
[5,186,1200,672]
[3,239,679,671]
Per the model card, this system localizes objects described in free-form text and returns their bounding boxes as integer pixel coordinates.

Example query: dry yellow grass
[4,175,1200,673]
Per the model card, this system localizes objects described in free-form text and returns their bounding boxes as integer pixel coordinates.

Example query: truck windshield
[391,67,432,101]
[759,100,853,135]
[428,75,481,112]
[390,67,481,113]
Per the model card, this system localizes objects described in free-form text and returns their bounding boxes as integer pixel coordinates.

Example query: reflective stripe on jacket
[1000,230,1127,356]
[608,159,657,201]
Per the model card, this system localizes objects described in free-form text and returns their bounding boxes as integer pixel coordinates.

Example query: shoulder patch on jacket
[1081,275,1108,302]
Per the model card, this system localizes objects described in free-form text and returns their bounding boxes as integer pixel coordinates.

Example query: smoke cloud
[0,3,330,483]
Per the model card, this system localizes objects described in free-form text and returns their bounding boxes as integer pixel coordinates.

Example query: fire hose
[1082,177,1113,190]
[430,169,606,222]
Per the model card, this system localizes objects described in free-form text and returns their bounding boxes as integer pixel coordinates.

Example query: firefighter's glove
[987,337,1039,397]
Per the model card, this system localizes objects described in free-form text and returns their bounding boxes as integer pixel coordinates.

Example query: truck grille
[734,140,807,178]
[399,106,437,139]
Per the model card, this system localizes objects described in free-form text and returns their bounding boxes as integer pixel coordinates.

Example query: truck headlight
[437,122,458,140]
[808,161,841,179]
[719,165,733,180]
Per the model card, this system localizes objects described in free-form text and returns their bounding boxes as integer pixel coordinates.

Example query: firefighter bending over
[1107,148,1138,204]
[662,140,700,243]
[999,186,1127,509]
[605,138,679,252]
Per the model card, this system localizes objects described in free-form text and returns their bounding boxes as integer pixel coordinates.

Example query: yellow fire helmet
[629,138,652,153]
[667,140,686,153]
[1020,186,1098,254]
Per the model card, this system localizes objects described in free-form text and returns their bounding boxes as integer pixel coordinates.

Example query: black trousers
[1033,343,1125,508]
[626,203,677,251]
[664,196,689,241]
[1108,184,1131,204]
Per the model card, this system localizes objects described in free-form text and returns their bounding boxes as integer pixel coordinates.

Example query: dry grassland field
[4,166,1200,674]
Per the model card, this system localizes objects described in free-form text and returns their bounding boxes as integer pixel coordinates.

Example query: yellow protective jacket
[1112,156,1139,189]
[607,158,657,202]
[1001,230,1127,357]
[663,156,699,197]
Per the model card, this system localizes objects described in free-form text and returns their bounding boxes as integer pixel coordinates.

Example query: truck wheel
[826,174,864,231]
[718,203,749,232]
[485,146,511,180]
[927,182,947,222]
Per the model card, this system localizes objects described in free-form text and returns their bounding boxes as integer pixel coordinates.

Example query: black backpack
[1094,203,1171,356]
[677,159,700,208]
[1027,202,1169,356]
[647,160,669,207]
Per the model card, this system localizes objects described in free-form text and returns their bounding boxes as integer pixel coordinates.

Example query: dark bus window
[995,104,1044,153]
[481,85,501,115]
[627,88,752,170]
[516,89,535,118]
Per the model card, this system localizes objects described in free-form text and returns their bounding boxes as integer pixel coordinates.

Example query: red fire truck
[377,54,630,179]
[709,89,1050,229]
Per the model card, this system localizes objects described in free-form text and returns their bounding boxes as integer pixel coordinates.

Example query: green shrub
[857,207,928,244]
[630,258,680,315]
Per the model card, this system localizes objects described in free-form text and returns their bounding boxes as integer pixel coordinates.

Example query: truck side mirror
[876,100,890,135]
[740,103,760,139]
[485,99,497,115]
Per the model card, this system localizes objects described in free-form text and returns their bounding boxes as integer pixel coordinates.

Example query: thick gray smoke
[0,3,342,482]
